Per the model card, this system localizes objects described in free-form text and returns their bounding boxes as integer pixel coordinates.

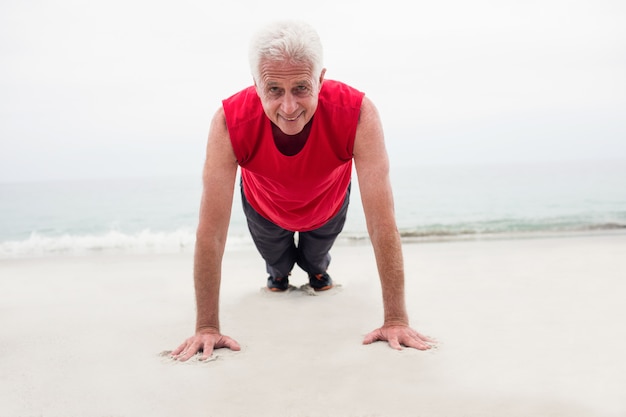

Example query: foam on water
[0,229,259,258]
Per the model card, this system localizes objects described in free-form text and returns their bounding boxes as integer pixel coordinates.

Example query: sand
[1,232,625,417]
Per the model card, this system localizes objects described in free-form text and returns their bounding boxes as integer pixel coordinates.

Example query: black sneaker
[308,272,333,291]
[267,275,289,292]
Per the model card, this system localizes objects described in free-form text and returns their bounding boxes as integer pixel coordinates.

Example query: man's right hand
[171,330,241,361]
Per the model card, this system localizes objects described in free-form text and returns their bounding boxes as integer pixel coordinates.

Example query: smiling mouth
[281,112,303,122]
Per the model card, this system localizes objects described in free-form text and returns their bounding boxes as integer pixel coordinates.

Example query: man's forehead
[264,78,313,86]
[259,61,314,84]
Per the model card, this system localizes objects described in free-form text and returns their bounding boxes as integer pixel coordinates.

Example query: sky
[1,0,625,182]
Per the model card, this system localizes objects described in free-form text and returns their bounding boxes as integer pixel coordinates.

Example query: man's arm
[353,97,434,350]
[172,107,241,361]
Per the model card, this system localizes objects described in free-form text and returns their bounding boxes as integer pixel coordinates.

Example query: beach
[1,231,625,417]
[2,0,625,414]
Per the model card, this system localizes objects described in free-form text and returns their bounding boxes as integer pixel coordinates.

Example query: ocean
[1,159,625,258]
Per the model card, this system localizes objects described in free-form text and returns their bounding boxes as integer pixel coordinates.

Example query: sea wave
[0,229,258,259]
[395,218,626,241]
[342,216,626,242]
[0,229,192,258]
[2,217,625,259]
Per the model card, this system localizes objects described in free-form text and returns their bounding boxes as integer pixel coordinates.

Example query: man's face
[255,60,325,136]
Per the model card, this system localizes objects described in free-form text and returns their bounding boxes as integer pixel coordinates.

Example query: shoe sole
[312,284,333,291]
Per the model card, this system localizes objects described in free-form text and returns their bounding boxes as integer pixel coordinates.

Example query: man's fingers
[414,331,437,344]
[218,335,242,351]
[362,329,382,345]
[171,342,187,357]
[400,335,431,351]
[179,340,202,361]
[388,336,403,351]
[199,341,214,361]
[171,340,196,360]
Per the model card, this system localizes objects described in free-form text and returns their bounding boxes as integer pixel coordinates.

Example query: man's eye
[294,86,310,95]
[268,87,283,96]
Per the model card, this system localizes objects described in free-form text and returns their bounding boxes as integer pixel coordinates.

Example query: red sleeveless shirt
[223,80,364,231]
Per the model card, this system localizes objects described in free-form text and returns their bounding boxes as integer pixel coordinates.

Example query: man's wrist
[383,318,409,327]
[196,325,220,334]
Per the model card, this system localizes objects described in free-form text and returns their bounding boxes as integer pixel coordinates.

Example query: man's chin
[276,121,305,136]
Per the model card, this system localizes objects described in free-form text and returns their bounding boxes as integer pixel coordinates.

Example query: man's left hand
[363,325,436,350]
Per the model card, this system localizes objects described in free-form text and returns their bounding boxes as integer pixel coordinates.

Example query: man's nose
[280,93,298,115]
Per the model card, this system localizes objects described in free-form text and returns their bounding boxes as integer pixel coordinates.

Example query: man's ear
[254,79,261,97]
[318,68,326,89]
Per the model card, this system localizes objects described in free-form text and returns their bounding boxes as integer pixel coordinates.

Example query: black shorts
[241,182,350,278]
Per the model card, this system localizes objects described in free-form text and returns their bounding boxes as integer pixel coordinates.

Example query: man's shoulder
[321,79,362,95]
[222,86,263,127]
[223,85,257,105]
[320,80,364,109]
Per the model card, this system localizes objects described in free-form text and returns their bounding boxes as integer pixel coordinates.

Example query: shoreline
[2,227,625,261]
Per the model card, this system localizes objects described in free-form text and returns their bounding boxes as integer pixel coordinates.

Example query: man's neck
[271,118,313,156]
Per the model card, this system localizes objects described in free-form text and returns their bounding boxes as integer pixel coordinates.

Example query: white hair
[248,20,324,84]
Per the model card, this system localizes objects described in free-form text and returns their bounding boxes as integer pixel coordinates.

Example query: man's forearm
[371,229,409,326]
[193,238,224,333]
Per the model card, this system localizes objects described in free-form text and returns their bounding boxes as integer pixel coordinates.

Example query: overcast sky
[1,0,625,182]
